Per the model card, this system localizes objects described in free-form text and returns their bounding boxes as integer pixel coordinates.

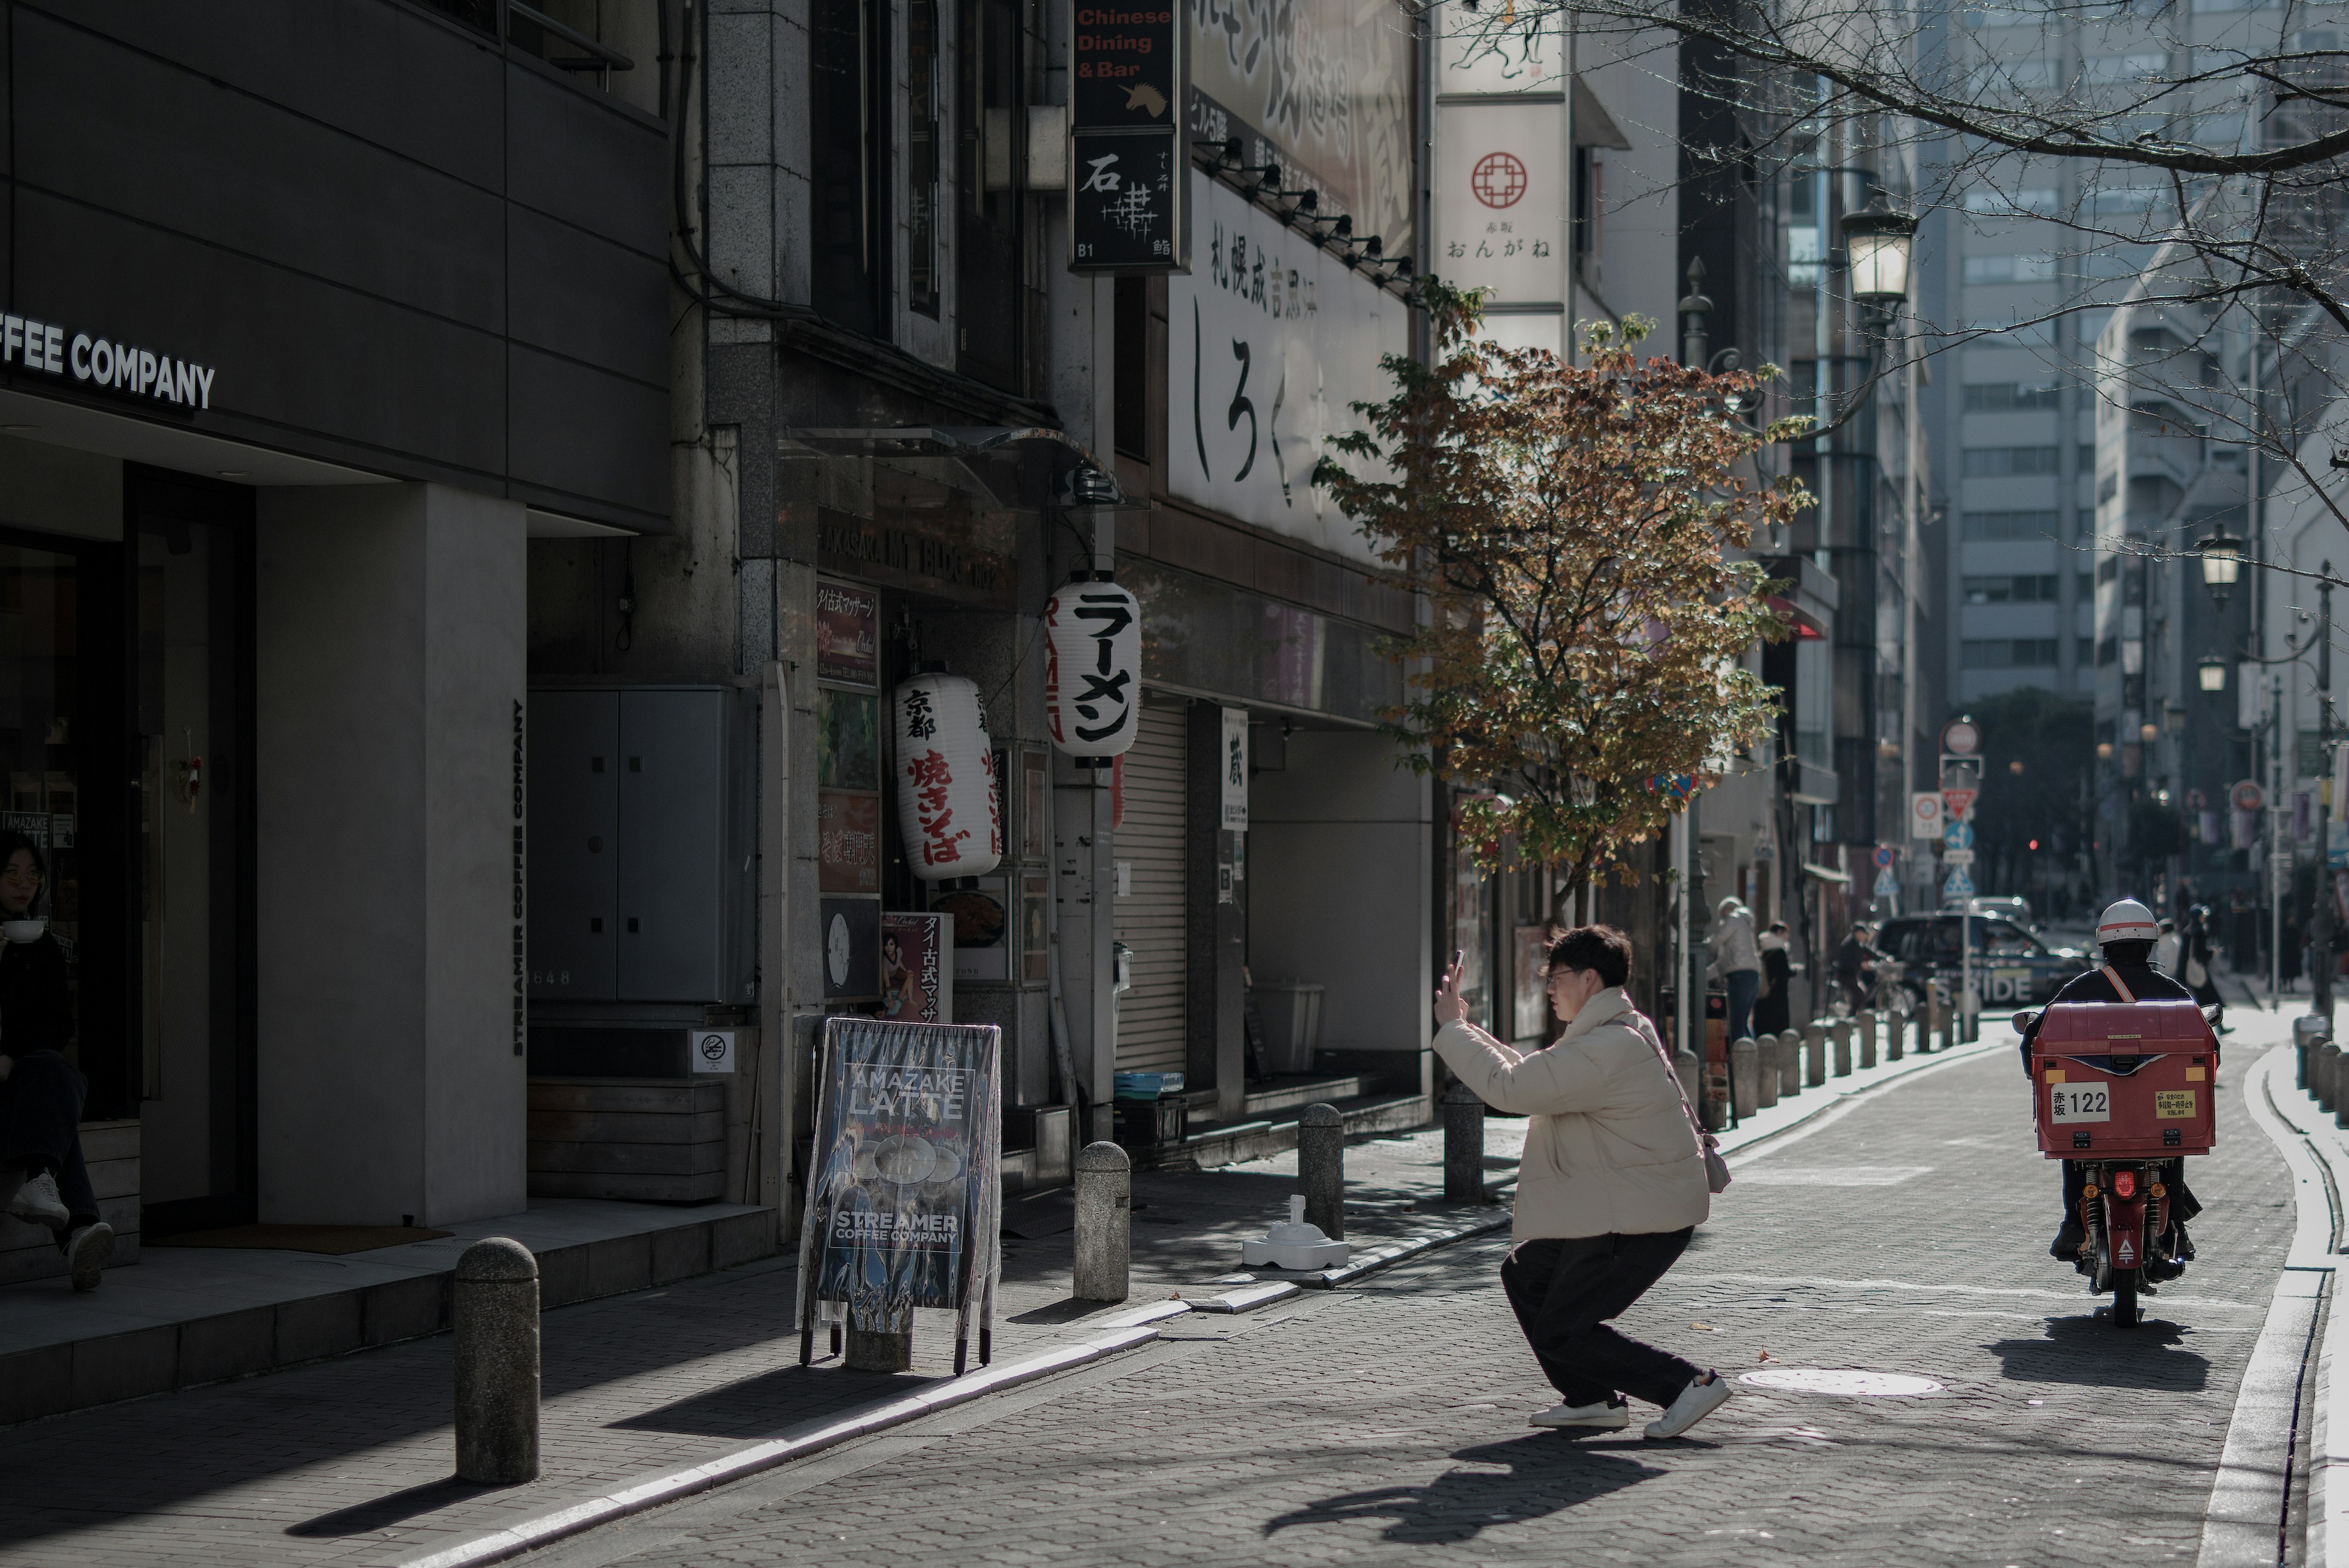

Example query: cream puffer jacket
[1433,987,1710,1242]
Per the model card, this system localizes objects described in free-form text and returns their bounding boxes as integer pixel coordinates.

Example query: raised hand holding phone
[1434,949,1468,1026]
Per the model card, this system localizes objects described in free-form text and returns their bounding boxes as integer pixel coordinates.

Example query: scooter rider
[2020,898,2206,1261]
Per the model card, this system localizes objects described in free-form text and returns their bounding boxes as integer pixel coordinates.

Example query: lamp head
[1841,195,1919,310]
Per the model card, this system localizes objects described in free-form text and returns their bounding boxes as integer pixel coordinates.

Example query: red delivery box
[2029,1000,2217,1158]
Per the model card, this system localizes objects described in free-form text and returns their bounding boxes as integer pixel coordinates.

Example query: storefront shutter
[1113,698,1189,1074]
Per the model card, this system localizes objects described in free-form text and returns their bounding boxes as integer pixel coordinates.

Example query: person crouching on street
[1432,924,1731,1440]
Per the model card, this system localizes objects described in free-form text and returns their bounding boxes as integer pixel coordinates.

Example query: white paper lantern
[1045,576,1143,760]
[891,671,1003,882]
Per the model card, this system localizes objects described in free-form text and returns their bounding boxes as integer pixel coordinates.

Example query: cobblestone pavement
[519,1023,2299,1568]
[0,1117,1512,1568]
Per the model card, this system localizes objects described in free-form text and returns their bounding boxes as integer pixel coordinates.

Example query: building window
[1963,574,2060,604]
[956,0,1025,388]
[812,0,890,336]
[907,0,941,318]
[1962,639,2061,669]
[1962,255,2056,284]
[1794,639,1830,768]
[1962,446,2061,478]
[1962,380,2061,412]
[1960,509,2059,541]
[2076,636,2095,664]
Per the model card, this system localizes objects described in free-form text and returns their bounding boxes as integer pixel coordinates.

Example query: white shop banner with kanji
[1167,169,1405,565]
[1433,98,1565,310]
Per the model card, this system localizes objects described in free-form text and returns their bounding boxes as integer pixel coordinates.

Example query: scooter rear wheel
[2110,1269,2140,1329]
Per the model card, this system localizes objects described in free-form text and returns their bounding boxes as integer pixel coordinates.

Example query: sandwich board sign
[798,1017,1003,1374]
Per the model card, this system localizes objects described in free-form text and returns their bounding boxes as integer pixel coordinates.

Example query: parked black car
[1875,913,2090,1010]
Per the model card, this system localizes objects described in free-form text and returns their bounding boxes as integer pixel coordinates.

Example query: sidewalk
[0,1030,1994,1568]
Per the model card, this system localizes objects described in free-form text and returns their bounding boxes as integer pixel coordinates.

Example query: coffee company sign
[1,305,217,412]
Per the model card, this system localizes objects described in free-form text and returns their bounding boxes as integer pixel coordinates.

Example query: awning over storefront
[782,426,1128,512]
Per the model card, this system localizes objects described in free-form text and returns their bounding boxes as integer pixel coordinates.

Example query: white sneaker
[1529,1400,1630,1430]
[67,1222,113,1291]
[1644,1372,1732,1440]
[7,1170,67,1231]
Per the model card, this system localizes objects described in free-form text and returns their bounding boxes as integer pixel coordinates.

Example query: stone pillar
[1776,1034,1801,1098]
[1730,1036,1760,1120]
[1830,1018,1853,1077]
[1299,1103,1345,1240]
[1074,1140,1131,1301]
[454,1237,539,1484]
[1887,1008,1906,1061]
[1747,1038,1777,1109]
[1442,1080,1485,1203]
[1858,1011,1879,1071]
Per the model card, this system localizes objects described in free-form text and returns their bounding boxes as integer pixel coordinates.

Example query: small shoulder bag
[1629,1008,1732,1194]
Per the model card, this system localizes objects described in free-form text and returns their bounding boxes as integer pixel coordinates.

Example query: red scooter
[2016,1001,2217,1330]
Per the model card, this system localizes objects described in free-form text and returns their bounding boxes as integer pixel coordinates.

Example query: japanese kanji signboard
[1067,0,1185,272]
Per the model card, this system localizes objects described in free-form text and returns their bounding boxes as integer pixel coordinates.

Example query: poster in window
[1020,872,1050,984]
[879,912,953,1024]
[1020,748,1049,861]
[821,897,881,999]
[1512,924,1553,1042]
[820,689,880,790]
[933,874,1010,982]
[816,580,880,687]
[818,790,882,894]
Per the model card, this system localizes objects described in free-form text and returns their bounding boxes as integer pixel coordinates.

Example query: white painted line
[395,1323,1168,1568]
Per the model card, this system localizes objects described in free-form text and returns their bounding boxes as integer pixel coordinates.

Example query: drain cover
[1739,1369,1942,1397]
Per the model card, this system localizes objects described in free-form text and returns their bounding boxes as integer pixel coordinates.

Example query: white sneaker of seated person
[6,1169,69,1232]
[1528,1398,1630,1430]
[67,1221,113,1291]
[1644,1371,1733,1440]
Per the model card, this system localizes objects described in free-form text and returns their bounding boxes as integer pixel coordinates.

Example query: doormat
[149,1223,453,1255]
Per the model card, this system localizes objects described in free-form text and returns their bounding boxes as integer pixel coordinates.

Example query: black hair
[2102,938,2154,966]
[0,831,45,911]
[1547,924,1632,989]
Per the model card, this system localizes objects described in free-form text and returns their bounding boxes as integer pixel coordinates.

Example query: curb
[397,1307,1185,1568]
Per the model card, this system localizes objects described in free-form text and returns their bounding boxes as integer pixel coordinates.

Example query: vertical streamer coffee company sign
[1068,1,1186,271]
[0,307,218,413]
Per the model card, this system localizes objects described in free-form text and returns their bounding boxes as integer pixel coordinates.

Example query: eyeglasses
[0,866,42,885]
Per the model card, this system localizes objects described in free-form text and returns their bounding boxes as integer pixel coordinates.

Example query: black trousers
[0,1049,100,1234]
[1499,1230,1702,1409]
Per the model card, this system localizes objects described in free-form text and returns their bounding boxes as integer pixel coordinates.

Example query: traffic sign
[1942,788,1976,819]
[2233,779,2265,812]
[1874,845,1897,869]
[1908,792,1943,839]
[1943,848,1976,866]
[1873,869,1899,898]
[1943,820,1975,850]
[1943,870,1975,899]
[1942,718,1981,756]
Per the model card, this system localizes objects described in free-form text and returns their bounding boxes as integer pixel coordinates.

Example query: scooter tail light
[2113,1170,2137,1199]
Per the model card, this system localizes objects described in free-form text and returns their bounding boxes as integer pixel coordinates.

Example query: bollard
[1929,991,1949,1053]
[1747,1038,1778,1109]
[1730,1036,1761,1120]
[1887,1006,1906,1061]
[454,1236,540,1485]
[1858,1011,1879,1071]
[1699,1055,1730,1134]
[1800,1022,1828,1083]
[1299,1103,1346,1241]
[2321,1043,2341,1115]
[1672,1046,1703,1104]
[2296,1016,2329,1092]
[1830,1018,1853,1077]
[1776,1031,1802,1098]
[1799,1024,1824,1088]
[1442,1080,1486,1203]
[1074,1140,1131,1301]
[1778,1029,1804,1092]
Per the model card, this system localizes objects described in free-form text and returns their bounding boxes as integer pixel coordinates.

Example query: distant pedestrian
[1709,897,1762,1044]
[1754,921,1793,1037]
[2183,904,2226,1033]
[2150,917,2180,978]
[1433,924,1731,1441]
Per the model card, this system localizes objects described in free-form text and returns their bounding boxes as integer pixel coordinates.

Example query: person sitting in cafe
[0,831,112,1290]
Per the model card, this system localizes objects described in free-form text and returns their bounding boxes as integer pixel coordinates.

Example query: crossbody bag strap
[2100,964,2137,1003]
[1629,1008,1712,1148]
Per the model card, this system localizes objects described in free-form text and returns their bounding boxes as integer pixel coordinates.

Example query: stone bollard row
[1748,1037,1778,1109]
[1779,1029,1805,1094]
[1830,1017,1853,1077]
[1801,1022,1828,1085]
[1857,1011,1877,1071]
[2320,1043,2341,1117]
[1672,1046,1704,1115]
[1299,1103,1346,1240]
[1776,1033,1802,1099]
[1074,1140,1131,1301]
[1442,1080,1485,1203]
[1887,1008,1906,1061]
[455,1237,540,1485]
[1730,1036,1761,1120]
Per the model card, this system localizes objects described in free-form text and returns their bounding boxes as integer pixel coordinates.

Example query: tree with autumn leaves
[1314,284,1809,899]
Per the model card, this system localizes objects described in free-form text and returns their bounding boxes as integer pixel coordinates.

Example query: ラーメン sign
[0,306,218,412]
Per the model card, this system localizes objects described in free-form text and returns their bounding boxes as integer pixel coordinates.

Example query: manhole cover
[1739,1369,1942,1397]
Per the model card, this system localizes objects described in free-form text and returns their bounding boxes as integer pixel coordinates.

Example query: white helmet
[2095,898,2159,947]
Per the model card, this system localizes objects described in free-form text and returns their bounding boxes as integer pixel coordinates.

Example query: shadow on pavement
[286,1476,507,1537]
[1261,1433,1658,1544]
[1985,1315,2210,1391]
[611,1361,945,1439]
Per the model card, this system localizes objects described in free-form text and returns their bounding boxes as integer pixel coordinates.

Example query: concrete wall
[1247,730,1432,1053]
[256,482,528,1225]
